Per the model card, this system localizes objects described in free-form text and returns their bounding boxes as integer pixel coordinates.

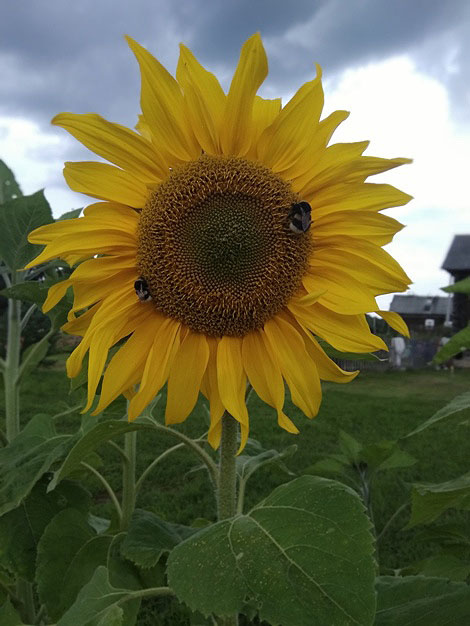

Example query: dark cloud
[1,0,469,134]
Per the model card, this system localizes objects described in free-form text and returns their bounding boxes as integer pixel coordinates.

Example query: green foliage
[442,277,470,294]
[433,325,470,363]
[405,391,470,437]
[0,190,53,271]
[375,576,470,625]
[121,510,196,569]
[36,508,112,620]
[0,598,24,626]
[0,160,22,203]
[0,477,90,580]
[168,476,376,625]
[56,566,135,626]
[0,414,73,516]
[408,472,470,527]
[49,418,155,491]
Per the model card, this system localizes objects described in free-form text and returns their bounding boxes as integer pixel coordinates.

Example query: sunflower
[27,34,411,450]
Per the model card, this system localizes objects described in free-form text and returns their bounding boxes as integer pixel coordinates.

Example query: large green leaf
[0,281,50,305]
[19,338,50,378]
[0,598,24,626]
[375,576,470,625]
[0,414,73,516]
[56,566,134,626]
[0,190,53,271]
[404,554,470,582]
[121,509,196,568]
[433,326,470,363]
[167,476,376,625]
[107,534,142,625]
[36,508,112,620]
[407,472,470,527]
[49,419,155,491]
[442,277,470,294]
[57,208,82,221]
[0,477,90,580]
[0,160,22,203]
[405,392,470,438]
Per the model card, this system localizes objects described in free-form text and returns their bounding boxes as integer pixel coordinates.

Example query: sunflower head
[27,34,412,451]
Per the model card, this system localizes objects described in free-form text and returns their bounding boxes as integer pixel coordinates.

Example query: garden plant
[1,34,470,626]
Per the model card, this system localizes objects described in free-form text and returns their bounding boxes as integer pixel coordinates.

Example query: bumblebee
[134,277,152,301]
[288,201,312,234]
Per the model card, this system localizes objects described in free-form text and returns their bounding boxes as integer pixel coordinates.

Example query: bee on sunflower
[27,34,411,451]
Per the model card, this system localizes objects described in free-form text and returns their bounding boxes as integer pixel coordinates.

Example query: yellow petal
[42,279,72,313]
[70,269,138,314]
[264,316,322,418]
[289,301,387,353]
[127,316,181,420]
[83,201,140,220]
[297,141,369,197]
[242,330,298,434]
[377,310,410,338]
[216,336,249,451]
[94,313,157,413]
[309,243,411,293]
[257,67,324,173]
[247,96,282,155]
[298,328,358,383]
[25,228,136,269]
[64,161,148,207]
[83,305,152,413]
[220,33,268,157]
[202,338,225,449]
[302,268,378,315]
[314,211,404,247]
[309,183,413,219]
[126,36,199,162]
[176,44,226,155]
[166,332,210,424]
[52,113,166,182]
[62,304,99,337]
[288,110,350,189]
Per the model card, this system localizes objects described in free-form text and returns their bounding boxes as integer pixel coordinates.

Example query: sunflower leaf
[121,509,197,568]
[442,277,470,294]
[0,190,53,271]
[0,414,73,516]
[0,598,25,626]
[167,476,376,625]
[375,575,470,625]
[0,476,90,581]
[407,472,470,527]
[404,391,470,438]
[0,159,22,204]
[433,326,470,363]
[36,508,112,620]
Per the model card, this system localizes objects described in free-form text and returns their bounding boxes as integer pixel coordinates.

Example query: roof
[389,295,449,316]
[442,235,470,271]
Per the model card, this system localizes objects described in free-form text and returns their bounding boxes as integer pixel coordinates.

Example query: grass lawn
[6,364,470,624]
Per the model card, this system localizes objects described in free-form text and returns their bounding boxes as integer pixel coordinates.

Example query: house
[442,234,470,331]
[389,294,450,332]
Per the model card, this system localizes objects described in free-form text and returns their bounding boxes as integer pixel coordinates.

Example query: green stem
[81,462,122,523]
[217,412,238,521]
[4,295,21,441]
[217,413,239,626]
[125,586,175,600]
[121,430,137,530]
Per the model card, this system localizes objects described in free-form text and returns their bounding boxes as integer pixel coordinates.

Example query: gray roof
[389,295,449,316]
[442,235,470,271]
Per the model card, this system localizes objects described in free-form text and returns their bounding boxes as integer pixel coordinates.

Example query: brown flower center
[137,154,311,336]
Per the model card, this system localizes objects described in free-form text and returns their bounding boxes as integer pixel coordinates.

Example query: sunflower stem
[121,429,137,530]
[217,412,238,521]
[217,413,239,626]
[4,288,21,441]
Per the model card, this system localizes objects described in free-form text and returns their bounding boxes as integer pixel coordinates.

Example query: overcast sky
[1,0,469,310]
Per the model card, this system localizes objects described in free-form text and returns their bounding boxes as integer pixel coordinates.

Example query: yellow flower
[27,34,411,450]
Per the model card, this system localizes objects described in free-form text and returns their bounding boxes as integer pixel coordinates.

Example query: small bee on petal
[134,277,152,301]
[288,201,312,234]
